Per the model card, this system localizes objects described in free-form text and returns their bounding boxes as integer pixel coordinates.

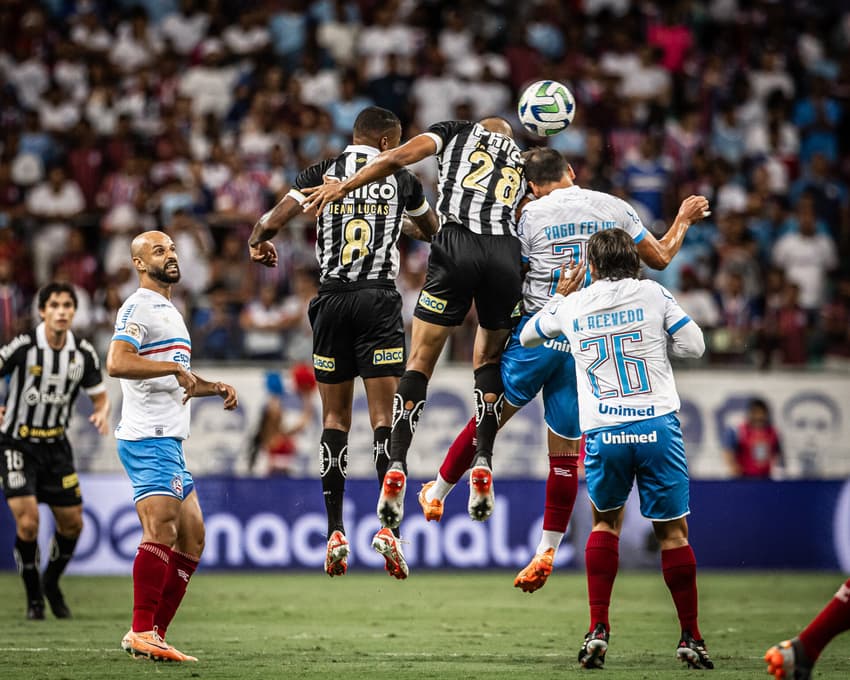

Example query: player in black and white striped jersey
[302,117,526,548]
[249,106,439,579]
[0,282,110,620]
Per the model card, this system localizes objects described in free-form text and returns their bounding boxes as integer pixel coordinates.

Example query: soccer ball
[517,80,576,137]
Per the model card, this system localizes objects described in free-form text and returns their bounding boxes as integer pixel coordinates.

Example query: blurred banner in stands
[0,476,848,573]
[59,366,850,479]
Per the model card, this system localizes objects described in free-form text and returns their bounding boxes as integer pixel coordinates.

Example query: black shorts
[308,282,406,384]
[0,435,82,506]
[415,224,522,329]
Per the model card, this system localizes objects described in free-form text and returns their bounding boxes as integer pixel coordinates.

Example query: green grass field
[1,571,849,679]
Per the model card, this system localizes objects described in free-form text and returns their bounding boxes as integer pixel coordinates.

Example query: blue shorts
[584,412,689,521]
[117,438,195,503]
[501,316,580,440]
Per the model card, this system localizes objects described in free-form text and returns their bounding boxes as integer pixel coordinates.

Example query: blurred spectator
[723,398,783,478]
[54,227,98,295]
[0,257,25,342]
[712,271,756,360]
[239,283,289,361]
[178,38,239,118]
[279,267,318,363]
[223,11,270,58]
[26,164,84,286]
[160,0,209,56]
[772,200,838,315]
[674,266,720,331]
[192,284,241,359]
[247,371,311,477]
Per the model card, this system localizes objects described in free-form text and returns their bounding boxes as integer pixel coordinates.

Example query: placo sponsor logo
[418,291,447,314]
[373,347,403,365]
[313,354,335,371]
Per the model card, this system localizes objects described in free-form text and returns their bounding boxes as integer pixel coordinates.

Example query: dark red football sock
[585,530,619,632]
[661,544,701,640]
[439,416,477,484]
[132,542,171,633]
[799,578,850,661]
[543,454,579,532]
[154,550,199,638]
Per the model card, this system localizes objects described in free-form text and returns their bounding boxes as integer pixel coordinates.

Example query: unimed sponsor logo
[418,290,447,314]
[373,347,404,365]
[313,354,335,371]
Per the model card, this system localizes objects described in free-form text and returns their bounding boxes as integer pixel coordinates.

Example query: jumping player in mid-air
[302,116,526,571]
[249,106,438,579]
[417,148,709,593]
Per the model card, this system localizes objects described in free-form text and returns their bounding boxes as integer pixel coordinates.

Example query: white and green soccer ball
[517,80,576,137]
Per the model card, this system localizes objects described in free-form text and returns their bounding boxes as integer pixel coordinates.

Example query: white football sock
[427,473,455,502]
[536,530,564,555]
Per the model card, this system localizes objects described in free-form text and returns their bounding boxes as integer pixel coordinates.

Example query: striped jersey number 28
[461,150,522,207]
[580,331,651,399]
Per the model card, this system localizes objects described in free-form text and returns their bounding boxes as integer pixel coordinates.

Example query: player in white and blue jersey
[418,148,709,592]
[521,228,713,671]
[106,231,238,663]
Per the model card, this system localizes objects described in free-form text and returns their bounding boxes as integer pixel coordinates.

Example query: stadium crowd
[0,0,848,368]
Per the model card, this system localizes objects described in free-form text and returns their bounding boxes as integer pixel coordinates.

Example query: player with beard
[107,231,238,662]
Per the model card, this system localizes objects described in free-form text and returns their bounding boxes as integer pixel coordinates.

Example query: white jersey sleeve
[658,284,705,358]
[519,186,650,314]
[112,288,192,441]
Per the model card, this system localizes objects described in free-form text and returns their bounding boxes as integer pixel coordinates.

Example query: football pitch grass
[1,571,849,679]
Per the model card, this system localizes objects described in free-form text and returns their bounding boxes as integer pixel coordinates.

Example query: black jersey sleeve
[293,158,336,192]
[396,169,428,214]
[426,120,474,154]
[0,333,33,377]
[78,339,105,390]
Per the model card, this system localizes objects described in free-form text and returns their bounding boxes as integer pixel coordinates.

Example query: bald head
[131,230,181,285]
[131,230,172,260]
[478,116,514,139]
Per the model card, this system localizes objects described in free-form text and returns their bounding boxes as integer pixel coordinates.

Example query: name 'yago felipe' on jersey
[424,121,526,237]
[518,185,648,314]
[290,145,428,283]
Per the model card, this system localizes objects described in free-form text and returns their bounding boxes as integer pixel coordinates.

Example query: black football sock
[43,531,78,589]
[389,370,428,472]
[373,426,392,484]
[320,429,349,538]
[14,536,42,605]
[473,363,504,469]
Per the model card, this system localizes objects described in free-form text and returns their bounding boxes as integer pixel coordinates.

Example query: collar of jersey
[344,144,379,155]
[36,321,76,351]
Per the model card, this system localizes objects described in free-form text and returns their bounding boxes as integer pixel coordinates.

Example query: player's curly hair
[587,229,640,281]
[353,106,401,137]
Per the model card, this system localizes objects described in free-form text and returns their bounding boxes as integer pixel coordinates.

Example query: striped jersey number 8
[580,331,651,399]
[549,242,584,295]
[461,150,522,207]
[341,218,372,265]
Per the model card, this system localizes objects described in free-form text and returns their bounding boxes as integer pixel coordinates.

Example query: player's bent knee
[16,521,39,541]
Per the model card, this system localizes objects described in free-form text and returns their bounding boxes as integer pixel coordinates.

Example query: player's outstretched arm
[301,135,438,214]
[637,195,709,269]
[88,391,111,435]
[186,373,238,410]
[106,340,198,398]
[248,195,304,267]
